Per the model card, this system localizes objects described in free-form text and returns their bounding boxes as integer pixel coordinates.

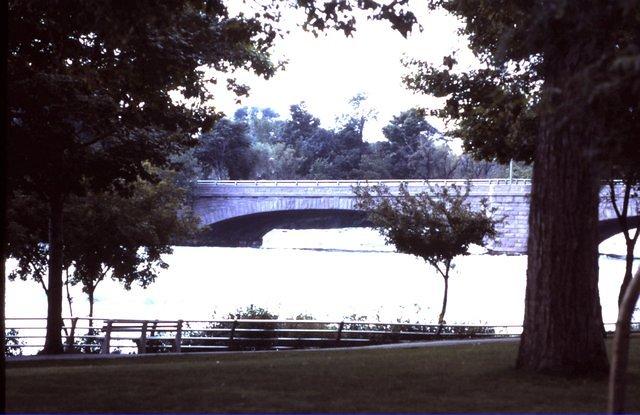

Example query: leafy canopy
[404,1,640,168]
[7,169,198,295]
[355,183,497,272]
[7,0,281,198]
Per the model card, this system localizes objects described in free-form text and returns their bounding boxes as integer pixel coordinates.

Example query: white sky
[210,2,477,142]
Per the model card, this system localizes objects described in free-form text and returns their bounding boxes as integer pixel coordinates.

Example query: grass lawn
[6,339,640,413]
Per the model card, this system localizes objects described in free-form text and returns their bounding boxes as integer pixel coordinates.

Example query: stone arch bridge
[192,179,640,254]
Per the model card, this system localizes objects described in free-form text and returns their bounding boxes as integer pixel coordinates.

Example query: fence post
[229,318,239,349]
[65,317,79,352]
[139,321,148,354]
[391,323,402,343]
[150,320,158,337]
[336,321,344,342]
[229,319,238,340]
[101,320,112,354]
[174,320,183,353]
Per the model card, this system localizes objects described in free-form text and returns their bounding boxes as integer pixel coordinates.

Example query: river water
[6,228,639,326]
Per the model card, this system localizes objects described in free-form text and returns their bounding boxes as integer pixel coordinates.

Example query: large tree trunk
[516,114,609,375]
[42,192,65,354]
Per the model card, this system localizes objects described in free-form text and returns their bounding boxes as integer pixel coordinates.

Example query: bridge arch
[598,216,640,243]
[197,209,371,247]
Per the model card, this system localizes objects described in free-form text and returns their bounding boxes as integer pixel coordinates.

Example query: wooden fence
[5,317,638,355]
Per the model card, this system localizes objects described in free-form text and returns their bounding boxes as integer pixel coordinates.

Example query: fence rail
[197,179,532,187]
[5,317,638,356]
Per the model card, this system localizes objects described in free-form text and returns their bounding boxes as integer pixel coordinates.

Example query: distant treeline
[186,104,531,181]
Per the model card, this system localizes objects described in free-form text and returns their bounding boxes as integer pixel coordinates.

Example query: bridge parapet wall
[196,179,531,196]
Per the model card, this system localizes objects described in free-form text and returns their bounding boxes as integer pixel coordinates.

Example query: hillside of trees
[192,103,528,181]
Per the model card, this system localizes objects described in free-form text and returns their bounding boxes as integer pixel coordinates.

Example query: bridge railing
[6,316,637,356]
[196,179,532,187]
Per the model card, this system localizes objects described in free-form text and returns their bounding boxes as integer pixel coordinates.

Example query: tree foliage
[405,57,538,164]
[66,172,198,319]
[8,0,281,197]
[7,170,198,320]
[355,183,497,325]
[194,103,516,181]
[195,119,258,180]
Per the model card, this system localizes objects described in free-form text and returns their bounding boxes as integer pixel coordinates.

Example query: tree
[238,107,284,146]
[268,143,305,180]
[382,109,460,179]
[65,172,198,323]
[195,118,259,180]
[335,93,378,139]
[383,109,438,151]
[355,183,497,327]
[405,1,640,375]
[325,122,368,179]
[7,170,198,325]
[279,104,331,177]
[232,107,286,179]
[281,104,323,150]
[7,0,281,353]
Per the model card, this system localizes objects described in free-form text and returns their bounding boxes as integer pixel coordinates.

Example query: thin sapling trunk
[434,260,451,335]
[618,233,639,306]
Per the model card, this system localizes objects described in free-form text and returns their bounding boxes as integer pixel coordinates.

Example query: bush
[227,305,279,351]
[5,328,24,356]
[228,304,278,320]
[72,328,102,354]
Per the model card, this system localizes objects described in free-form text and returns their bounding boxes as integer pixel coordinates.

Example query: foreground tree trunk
[516,114,609,375]
[42,192,65,354]
[608,266,640,414]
